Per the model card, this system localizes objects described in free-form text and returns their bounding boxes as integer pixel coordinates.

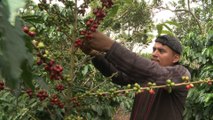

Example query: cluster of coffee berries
[36,52,47,66]
[186,84,194,90]
[132,83,142,93]
[147,82,156,94]
[166,79,175,87]
[26,88,33,98]
[147,82,156,87]
[70,98,80,107]
[22,26,36,37]
[45,60,63,80]
[55,84,65,91]
[182,76,190,81]
[74,38,83,47]
[74,0,114,47]
[101,0,114,8]
[93,8,107,21]
[25,88,65,109]
[50,94,64,108]
[36,49,64,81]
[0,81,5,90]
[126,83,156,95]
[36,90,48,101]
[181,76,194,90]
[21,24,66,107]
[31,38,64,81]
[32,40,46,49]
[33,41,64,80]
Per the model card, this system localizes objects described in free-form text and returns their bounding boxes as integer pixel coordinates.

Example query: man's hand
[86,31,115,52]
[80,42,101,56]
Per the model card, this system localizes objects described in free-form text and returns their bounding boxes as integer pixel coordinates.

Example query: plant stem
[72,79,213,99]
[65,0,78,116]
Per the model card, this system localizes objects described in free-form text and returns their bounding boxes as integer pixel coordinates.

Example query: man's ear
[172,54,180,63]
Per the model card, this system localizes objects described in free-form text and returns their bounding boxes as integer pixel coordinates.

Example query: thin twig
[72,79,213,99]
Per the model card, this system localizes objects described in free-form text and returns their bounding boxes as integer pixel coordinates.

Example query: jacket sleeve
[92,55,135,86]
[105,42,191,85]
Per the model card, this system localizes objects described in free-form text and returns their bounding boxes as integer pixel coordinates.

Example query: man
[81,32,191,120]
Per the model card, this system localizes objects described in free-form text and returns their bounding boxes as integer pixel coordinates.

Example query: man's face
[151,42,180,66]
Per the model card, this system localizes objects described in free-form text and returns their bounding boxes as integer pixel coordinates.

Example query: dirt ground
[113,107,131,120]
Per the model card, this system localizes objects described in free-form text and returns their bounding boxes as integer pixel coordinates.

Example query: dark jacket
[92,42,191,120]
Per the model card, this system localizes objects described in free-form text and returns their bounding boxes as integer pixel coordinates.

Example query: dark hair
[155,35,182,55]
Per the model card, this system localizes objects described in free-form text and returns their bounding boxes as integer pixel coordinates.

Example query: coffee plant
[0,0,134,119]
[181,31,213,120]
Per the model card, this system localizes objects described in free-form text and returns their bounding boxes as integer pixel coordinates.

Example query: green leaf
[201,48,207,54]
[161,30,174,36]
[21,59,34,89]
[0,0,10,19]
[107,4,119,18]
[14,108,29,119]
[21,15,44,23]
[36,77,49,90]
[165,21,179,26]
[82,65,89,76]
[124,0,133,4]
[0,3,33,89]
[156,24,163,36]
[105,106,113,117]
[91,105,103,116]
[118,0,133,5]
[163,23,173,32]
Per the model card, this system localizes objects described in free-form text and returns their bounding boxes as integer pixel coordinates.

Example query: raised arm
[92,55,135,86]
[86,32,190,85]
[105,42,190,85]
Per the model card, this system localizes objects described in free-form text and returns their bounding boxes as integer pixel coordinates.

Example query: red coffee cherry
[0,81,5,90]
[207,81,212,85]
[58,102,64,109]
[149,89,155,94]
[56,84,65,91]
[26,88,33,98]
[186,84,194,90]
[22,26,29,33]
[50,94,60,105]
[36,90,48,101]
[28,31,36,37]
[74,39,82,47]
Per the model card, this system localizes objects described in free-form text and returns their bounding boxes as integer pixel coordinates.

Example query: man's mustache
[151,58,160,62]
